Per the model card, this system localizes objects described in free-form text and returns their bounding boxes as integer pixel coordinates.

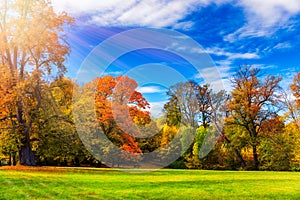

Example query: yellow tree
[0,63,19,165]
[0,0,73,165]
[228,66,281,170]
[287,72,300,129]
[287,72,300,169]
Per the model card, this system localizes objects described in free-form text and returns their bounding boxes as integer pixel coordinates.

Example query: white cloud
[195,65,232,91]
[194,46,260,92]
[52,0,300,36]
[148,101,167,117]
[256,64,278,70]
[102,71,124,76]
[240,0,300,24]
[51,0,231,28]
[204,47,259,60]
[172,21,195,30]
[273,42,292,50]
[210,78,232,92]
[52,0,198,28]
[137,86,166,94]
[225,0,300,41]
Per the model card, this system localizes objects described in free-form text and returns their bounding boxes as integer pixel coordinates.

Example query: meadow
[0,167,299,199]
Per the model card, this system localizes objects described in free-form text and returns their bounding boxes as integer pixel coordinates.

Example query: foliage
[0,0,73,165]
[285,122,300,171]
[94,76,150,155]
[137,118,162,153]
[228,65,282,170]
[164,81,198,127]
[291,72,300,108]
[259,116,291,171]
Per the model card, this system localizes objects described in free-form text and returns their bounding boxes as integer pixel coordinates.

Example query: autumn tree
[284,72,300,130]
[228,66,281,170]
[33,77,88,166]
[159,124,181,163]
[206,89,247,168]
[259,115,291,170]
[291,72,300,107]
[94,76,150,160]
[0,64,18,165]
[285,121,300,170]
[283,72,300,170]
[0,0,73,165]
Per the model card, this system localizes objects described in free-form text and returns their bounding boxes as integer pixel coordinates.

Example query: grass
[0,167,299,199]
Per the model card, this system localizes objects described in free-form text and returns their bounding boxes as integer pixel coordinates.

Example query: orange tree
[94,76,150,155]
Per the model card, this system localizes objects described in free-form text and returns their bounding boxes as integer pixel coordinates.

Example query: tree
[185,126,206,169]
[206,89,247,169]
[195,84,212,128]
[291,72,300,108]
[285,121,300,171]
[159,124,181,163]
[259,115,291,171]
[285,72,300,130]
[94,76,150,158]
[0,64,19,165]
[164,81,199,128]
[228,66,281,170]
[137,118,162,153]
[283,72,300,170]
[0,0,73,165]
[33,77,87,166]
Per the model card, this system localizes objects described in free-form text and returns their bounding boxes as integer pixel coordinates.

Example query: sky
[51,0,300,117]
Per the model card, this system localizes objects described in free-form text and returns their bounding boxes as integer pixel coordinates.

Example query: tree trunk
[74,157,80,167]
[96,161,102,168]
[233,148,246,169]
[12,153,17,166]
[17,83,41,166]
[20,145,35,166]
[253,145,259,170]
[8,154,12,166]
[19,121,35,166]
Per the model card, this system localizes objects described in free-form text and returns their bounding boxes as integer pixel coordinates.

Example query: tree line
[163,67,300,171]
[0,0,299,170]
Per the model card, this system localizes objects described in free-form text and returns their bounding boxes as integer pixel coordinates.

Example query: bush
[168,160,187,169]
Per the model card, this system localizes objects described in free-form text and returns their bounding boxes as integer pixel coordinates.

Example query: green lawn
[0,167,299,199]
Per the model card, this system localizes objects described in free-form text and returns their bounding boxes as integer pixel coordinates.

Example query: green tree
[164,81,199,128]
[33,78,87,166]
[259,116,291,171]
[137,118,162,153]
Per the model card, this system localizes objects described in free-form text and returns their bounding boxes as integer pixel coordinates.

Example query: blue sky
[52,0,300,117]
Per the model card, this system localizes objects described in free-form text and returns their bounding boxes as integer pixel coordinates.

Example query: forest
[0,0,299,171]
